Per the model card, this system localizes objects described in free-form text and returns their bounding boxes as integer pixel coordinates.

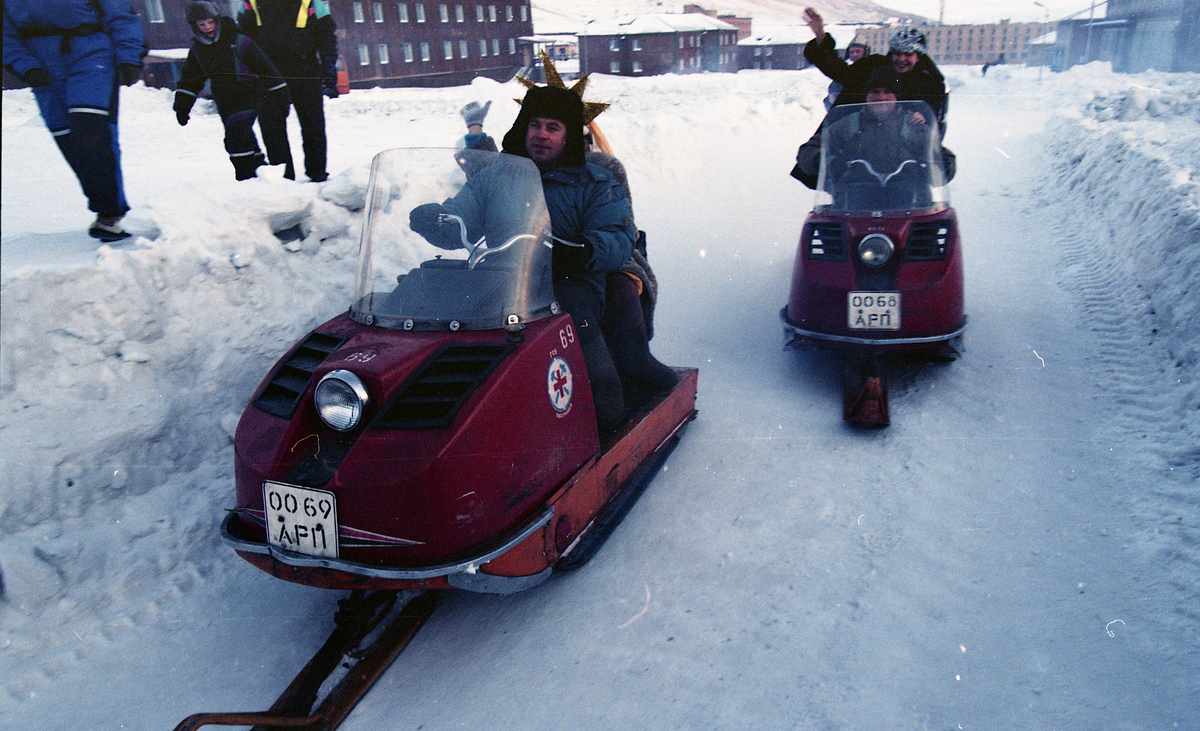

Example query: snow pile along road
[1,63,1198,725]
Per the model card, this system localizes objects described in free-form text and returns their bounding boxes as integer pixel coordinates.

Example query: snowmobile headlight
[314,370,369,432]
[858,234,894,268]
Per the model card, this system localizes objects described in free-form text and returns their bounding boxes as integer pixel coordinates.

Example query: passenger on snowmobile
[411,85,636,433]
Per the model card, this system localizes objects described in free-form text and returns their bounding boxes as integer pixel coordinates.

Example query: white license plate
[263,482,339,558]
[848,292,901,330]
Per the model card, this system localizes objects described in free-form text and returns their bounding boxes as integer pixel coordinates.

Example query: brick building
[853,19,1051,66]
[577,14,739,78]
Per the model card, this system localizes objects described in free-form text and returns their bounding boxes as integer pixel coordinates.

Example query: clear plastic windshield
[350,149,556,331]
[816,100,948,214]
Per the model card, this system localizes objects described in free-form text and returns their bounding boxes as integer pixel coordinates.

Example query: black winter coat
[175,16,286,121]
[237,0,337,76]
[804,34,948,133]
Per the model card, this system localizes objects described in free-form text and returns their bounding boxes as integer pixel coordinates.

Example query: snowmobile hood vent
[807,222,847,261]
[252,331,347,418]
[906,220,953,261]
[375,343,514,430]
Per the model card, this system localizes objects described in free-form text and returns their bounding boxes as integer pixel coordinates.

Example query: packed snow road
[2,66,1197,729]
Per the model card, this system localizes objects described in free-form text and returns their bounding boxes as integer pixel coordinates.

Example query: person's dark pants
[601,272,678,409]
[555,278,624,434]
[224,110,265,180]
[259,75,326,180]
[257,100,294,179]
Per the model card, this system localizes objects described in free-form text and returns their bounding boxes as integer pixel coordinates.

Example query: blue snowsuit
[3,0,146,217]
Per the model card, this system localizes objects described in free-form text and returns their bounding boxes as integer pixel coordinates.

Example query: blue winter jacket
[2,0,145,78]
[432,158,636,305]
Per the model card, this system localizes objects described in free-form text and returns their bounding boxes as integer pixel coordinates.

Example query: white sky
[878,0,1106,25]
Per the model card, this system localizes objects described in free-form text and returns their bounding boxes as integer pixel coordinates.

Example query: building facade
[853,19,1051,66]
[577,14,739,77]
[737,33,807,71]
[87,0,534,89]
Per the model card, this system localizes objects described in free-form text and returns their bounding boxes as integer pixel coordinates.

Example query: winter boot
[580,335,625,437]
[88,214,131,242]
[232,152,266,181]
[602,273,677,409]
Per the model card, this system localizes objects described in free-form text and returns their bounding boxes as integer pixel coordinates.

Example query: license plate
[848,292,901,330]
[263,482,339,558]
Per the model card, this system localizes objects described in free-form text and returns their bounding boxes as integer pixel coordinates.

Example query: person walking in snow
[2,0,146,242]
[238,0,339,183]
[173,1,292,181]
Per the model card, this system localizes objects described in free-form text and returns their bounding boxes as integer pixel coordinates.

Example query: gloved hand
[117,63,142,86]
[321,55,339,99]
[173,94,193,126]
[552,237,593,273]
[461,100,491,128]
[409,203,449,237]
[20,68,52,88]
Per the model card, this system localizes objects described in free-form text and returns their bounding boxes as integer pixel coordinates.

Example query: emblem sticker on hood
[547,356,573,414]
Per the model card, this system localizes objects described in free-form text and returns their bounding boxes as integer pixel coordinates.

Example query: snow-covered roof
[577,13,737,37]
[739,30,809,47]
[1028,31,1057,45]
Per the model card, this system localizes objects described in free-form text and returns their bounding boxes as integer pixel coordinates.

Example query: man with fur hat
[174,1,292,180]
[803,7,947,133]
[410,85,638,433]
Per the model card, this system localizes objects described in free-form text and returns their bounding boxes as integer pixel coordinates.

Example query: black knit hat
[864,66,903,95]
[501,85,586,167]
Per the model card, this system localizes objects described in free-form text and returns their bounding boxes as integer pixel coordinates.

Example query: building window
[508,37,515,53]
[678,37,684,49]
[520,5,526,21]
[492,38,500,55]
[379,44,390,63]
[415,3,425,21]
[459,39,469,57]
[402,42,414,61]
[373,2,384,21]
[443,41,453,59]
[479,39,487,55]
[609,39,619,52]
[397,3,408,21]
[505,5,512,21]
[476,4,484,21]
[489,5,497,21]
[357,43,370,64]
[419,42,431,60]
[633,39,642,51]
[352,2,365,22]
[439,3,448,21]
[455,4,464,21]
[633,60,643,72]
[145,0,165,23]
[610,61,620,73]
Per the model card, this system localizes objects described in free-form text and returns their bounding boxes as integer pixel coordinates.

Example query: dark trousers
[223,110,265,180]
[258,76,326,180]
[51,108,127,217]
[556,278,624,433]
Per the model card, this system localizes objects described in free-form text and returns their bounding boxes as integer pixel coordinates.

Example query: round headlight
[858,234,895,268]
[314,369,369,432]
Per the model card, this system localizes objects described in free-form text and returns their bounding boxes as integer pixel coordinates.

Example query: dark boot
[581,335,625,437]
[602,274,678,406]
[231,152,265,181]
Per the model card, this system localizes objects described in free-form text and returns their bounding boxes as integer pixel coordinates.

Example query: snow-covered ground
[2,61,1198,729]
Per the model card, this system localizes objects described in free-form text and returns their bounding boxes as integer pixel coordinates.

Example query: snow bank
[1039,64,1200,430]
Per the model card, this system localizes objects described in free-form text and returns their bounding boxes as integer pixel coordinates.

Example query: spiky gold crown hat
[516,51,610,124]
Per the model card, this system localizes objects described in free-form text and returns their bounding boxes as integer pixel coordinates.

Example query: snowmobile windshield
[816,100,949,215]
[350,149,556,332]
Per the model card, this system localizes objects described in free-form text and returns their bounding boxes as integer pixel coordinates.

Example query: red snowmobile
[781,100,966,426]
[221,149,697,595]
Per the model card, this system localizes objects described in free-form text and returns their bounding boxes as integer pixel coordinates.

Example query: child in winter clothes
[173,1,292,180]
